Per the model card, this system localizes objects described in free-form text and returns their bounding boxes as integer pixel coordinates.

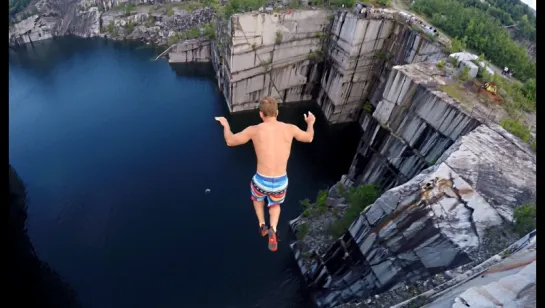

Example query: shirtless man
[214,97,315,252]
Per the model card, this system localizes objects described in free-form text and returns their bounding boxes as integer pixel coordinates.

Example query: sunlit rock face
[169,38,211,63]
[317,10,445,124]
[347,62,481,192]
[290,124,536,307]
[214,9,333,112]
[8,0,213,46]
[213,9,446,118]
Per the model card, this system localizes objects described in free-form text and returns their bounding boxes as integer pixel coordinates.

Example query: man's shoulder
[278,121,295,128]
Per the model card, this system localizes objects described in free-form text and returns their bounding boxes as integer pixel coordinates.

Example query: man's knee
[252,197,265,204]
[268,203,281,209]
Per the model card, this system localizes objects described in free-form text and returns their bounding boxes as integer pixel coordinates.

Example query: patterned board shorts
[250,173,288,207]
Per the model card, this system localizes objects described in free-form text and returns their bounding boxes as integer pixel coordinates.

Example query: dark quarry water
[9,37,361,308]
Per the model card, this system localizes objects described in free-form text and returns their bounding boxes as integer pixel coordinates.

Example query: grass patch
[145,15,156,27]
[513,203,536,236]
[500,118,532,143]
[458,66,470,81]
[126,21,136,34]
[437,83,465,103]
[307,50,324,62]
[314,32,328,40]
[275,31,283,45]
[113,3,136,16]
[203,21,216,40]
[168,36,179,46]
[362,102,373,113]
[107,21,117,36]
[296,223,310,240]
[424,32,437,42]
[411,24,423,33]
[260,59,272,70]
[328,185,379,238]
[300,189,329,218]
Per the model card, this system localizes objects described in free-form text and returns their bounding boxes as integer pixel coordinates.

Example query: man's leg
[267,184,287,233]
[253,199,266,227]
[268,204,281,233]
[266,187,287,252]
[250,178,268,236]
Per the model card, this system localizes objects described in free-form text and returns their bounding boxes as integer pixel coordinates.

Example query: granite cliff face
[288,58,536,307]
[290,123,535,307]
[8,0,215,47]
[212,9,332,112]
[212,9,447,121]
[348,62,482,191]
[9,6,536,307]
[317,11,444,123]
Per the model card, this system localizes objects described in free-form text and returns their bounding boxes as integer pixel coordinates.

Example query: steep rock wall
[214,10,332,112]
[289,124,536,308]
[214,9,446,120]
[347,62,481,191]
[8,0,213,47]
[168,38,211,63]
[317,10,445,124]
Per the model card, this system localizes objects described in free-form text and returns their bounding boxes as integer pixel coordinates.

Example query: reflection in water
[170,63,216,79]
[9,165,81,308]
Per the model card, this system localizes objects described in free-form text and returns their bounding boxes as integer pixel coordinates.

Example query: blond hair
[259,97,278,117]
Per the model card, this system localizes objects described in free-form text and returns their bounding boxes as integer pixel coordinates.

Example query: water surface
[9,37,361,308]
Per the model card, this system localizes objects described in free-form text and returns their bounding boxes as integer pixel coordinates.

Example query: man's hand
[215,117,229,127]
[303,111,316,126]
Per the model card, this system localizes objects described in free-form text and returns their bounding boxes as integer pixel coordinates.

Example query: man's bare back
[251,120,315,176]
[214,97,315,252]
[214,113,315,176]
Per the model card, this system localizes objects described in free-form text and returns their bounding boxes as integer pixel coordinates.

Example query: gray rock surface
[168,38,211,63]
[290,124,535,307]
[317,10,446,123]
[348,62,481,191]
[212,9,446,118]
[9,0,215,47]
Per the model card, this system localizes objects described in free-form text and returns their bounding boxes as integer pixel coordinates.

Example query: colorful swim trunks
[250,173,288,207]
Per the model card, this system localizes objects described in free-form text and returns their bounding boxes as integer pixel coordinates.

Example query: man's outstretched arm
[215,117,254,146]
[292,111,316,143]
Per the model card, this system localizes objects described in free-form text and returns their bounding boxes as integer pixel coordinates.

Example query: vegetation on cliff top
[297,184,379,240]
[9,0,31,19]
[513,203,536,236]
[328,184,379,238]
[412,0,535,82]
[436,57,535,151]
[446,0,535,42]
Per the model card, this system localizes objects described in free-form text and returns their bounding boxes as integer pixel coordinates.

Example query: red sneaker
[268,227,278,252]
[259,224,268,237]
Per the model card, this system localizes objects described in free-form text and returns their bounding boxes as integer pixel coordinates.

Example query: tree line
[451,0,535,42]
[412,0,535,81]
[9,0,32,19]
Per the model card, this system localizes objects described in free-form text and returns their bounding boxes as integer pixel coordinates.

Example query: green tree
[9,0,32,19]
[412,0,535,82]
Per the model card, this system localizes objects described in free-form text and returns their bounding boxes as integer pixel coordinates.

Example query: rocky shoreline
[9,0,216,47]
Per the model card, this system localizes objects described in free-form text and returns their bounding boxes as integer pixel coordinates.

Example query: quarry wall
[213,9,446,119]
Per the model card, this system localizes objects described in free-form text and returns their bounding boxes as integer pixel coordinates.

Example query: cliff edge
[288,59,536,306]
